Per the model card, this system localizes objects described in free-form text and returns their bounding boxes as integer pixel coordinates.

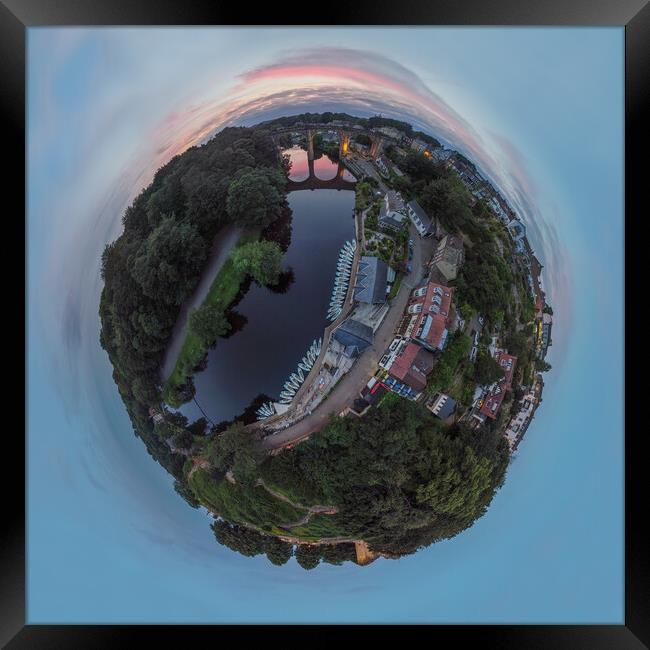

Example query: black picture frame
[4,0,647,646]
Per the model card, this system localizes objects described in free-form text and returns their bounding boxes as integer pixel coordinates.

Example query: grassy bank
[163,230,259,406]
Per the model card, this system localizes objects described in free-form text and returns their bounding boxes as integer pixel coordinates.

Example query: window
[408,304,423,314]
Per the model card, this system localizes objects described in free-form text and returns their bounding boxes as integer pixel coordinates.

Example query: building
[375,155,392,178]
[360,377,389,405]
[410,138,428,153]
[430,147,452,162]
[537,313,553,359]
[479,351,518,420]
[387,341,435,394]
[378,126,403,140]
[402,281,454,351]
[149,407,164,425]
[489,195,510,223]
[406,199,435,238]
[428,393,457,420]
[430,234,465,282]
[378,190,408,231]
[333,318,374,357]
[354,256,388,304]
[507,218,526,241]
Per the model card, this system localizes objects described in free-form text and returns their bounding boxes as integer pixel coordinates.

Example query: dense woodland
[198,395,509,561]
[99,125,287,490]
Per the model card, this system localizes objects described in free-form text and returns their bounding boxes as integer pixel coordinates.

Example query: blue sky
[27,27,623,623]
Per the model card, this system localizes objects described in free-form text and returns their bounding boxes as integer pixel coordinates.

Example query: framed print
[4,0,647,645]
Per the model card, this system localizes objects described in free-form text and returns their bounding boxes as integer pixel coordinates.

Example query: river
[179,149,356,426]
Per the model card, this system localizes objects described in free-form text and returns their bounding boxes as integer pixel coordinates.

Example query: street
[262,223,436,450]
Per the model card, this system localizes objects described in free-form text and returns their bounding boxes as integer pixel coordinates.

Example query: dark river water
[179,150,355,426]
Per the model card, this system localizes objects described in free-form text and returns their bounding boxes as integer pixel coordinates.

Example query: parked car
[409,239,414,247]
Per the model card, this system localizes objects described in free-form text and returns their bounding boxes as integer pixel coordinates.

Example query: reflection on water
[180,151,355,426]
[285,145,356,183]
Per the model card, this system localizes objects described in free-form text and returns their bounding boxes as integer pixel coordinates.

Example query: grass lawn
[163,230,259,405]
[188,469,306,532]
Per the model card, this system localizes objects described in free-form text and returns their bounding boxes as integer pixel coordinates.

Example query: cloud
[31,39,571,513]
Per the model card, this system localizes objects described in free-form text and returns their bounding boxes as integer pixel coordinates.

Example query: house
[378,126,403,140]
[410,138,428,153]
[354,256,389,304]
[430,147,452,162]
[360,377,389,405]
[428,393,457,420]
[149,407,164,425]
[537,313,553,359]
[375,155,392,178]
[430,234,465,282]
[387,341,435,393]
[333,318,374,358]
[479,351,518,420]
[404,281,454,351]
[406,199,435,238]
[507,218,526,241]
[378,190,408,231]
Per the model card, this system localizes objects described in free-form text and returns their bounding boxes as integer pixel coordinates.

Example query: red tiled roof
[408,281,454,349]
[479,351,517,419]
[388,342,434,392]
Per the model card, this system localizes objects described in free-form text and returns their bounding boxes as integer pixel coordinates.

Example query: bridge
[271,122,385,162]
[286,156,357,191]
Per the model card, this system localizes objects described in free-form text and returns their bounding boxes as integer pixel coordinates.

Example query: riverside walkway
[160,224,243,382]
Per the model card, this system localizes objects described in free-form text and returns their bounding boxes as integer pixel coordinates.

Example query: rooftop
[354,256,389,304]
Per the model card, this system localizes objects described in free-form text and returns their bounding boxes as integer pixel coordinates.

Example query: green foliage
[474,348,505,386]
[211,519,266,557]
[207,422,262,484]
[459,303,474,322]
[535,359,552,372]
[231,240,284,287]
[263,537,294,566]
[190,470,305,533]
[163,231,260,403]
[295,545,322,570]
[261,396,508,556]
[226,168,286,228]
[99,125,284,480]
[189,303,231,347]
[426,332,472,396]
[419,176,473,235]
[129,216,208,307]
[454,236,514,319]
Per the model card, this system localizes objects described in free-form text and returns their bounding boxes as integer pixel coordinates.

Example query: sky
[27,27,623,623]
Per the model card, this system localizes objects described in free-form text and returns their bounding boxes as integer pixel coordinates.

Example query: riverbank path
[160,224,243,382]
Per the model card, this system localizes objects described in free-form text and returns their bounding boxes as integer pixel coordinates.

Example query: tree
[130,216,208,306]
[264,537,294,566]
[189,303,231,347]
[231,240,284,287]
[171,428,194,451]
[460,303,474,322]
[226,168,286,227]
[474,349,505,385]
[295,545,321,570]
[209,422,261,484]
[535,359,552,372]
[212,520,266,557]
[174,479,200,508]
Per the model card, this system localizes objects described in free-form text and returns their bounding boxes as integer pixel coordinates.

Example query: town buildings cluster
[258,119,551,455]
